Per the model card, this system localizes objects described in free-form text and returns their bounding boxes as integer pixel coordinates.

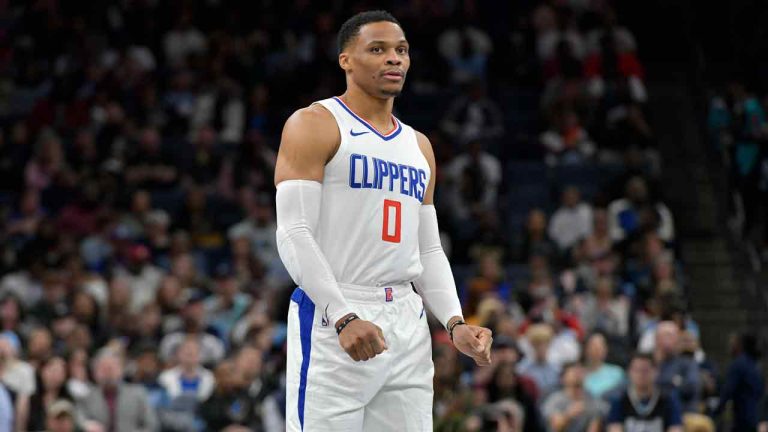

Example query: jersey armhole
[310,100,348,169]
[411,127,433,200]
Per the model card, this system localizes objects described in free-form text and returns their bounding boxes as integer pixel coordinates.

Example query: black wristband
[448,319,466,341]
[336,314,359,335]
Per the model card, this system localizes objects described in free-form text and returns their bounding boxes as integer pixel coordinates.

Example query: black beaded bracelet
[336,314,359,335]
[448,319,467,341]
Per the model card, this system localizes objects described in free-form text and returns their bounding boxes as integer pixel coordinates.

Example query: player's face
[342,21,410,98]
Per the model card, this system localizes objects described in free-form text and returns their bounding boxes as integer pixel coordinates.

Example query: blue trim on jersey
[292,287,315,430]
[332,97,403,141]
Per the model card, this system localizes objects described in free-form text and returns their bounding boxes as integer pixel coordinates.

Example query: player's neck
[339,88,394,133]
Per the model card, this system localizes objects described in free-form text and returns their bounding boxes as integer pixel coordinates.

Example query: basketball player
[274,10,493,431]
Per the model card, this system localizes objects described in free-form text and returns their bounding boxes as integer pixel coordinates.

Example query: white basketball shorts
[286,282,434,431]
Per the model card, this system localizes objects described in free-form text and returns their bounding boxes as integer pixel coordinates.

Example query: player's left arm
[413,130,492,366]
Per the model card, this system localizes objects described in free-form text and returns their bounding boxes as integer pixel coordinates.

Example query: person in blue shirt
[607,353,683,432]
[0,381,12,432]
[653,321,701,413]
[715,332,765,432]
[584,332,625,400]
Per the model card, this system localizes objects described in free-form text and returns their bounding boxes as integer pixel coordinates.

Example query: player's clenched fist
[452,324,493,366]
[336,314,388,362]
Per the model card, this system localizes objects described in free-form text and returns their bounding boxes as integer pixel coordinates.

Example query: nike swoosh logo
[350,129,370,136]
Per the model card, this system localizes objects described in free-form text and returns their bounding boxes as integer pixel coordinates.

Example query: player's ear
[339,52,351,71]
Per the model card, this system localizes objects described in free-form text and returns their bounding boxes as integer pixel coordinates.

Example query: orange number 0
[382,199,401,243]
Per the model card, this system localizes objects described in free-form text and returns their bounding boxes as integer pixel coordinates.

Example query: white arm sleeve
[275,180,354,324]
[413,205,464,328]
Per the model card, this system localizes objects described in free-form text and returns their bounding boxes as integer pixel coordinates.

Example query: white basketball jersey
[311,96,430,287]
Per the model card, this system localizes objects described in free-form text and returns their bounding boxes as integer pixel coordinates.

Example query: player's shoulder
[284,103,337,132]
[281,103,340,146]
[412,128,430,145]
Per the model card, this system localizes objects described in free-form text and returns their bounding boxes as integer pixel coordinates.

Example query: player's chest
[328,140,430,203]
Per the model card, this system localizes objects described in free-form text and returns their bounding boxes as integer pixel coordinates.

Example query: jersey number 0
[382,199,401,243]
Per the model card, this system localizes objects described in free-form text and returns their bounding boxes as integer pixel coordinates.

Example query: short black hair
[559,361,584,379]
[337,10,401,54]
[629,352,655,367]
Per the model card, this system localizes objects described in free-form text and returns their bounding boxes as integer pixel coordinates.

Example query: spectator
[583,32,646,103]
[157,337,213,432]
[517,255,557,315]
[231,129,277,194]
[6,188,46,249]
[0,382,12,432]
[65,349,91,401]
[0,330,36,398]
[204,264,252,343]
[478,336,539,403]
[0,296,28,341]
[540,110,596,166]
[199,360,256,431]
[487,360,544,432]
[443,139,502,224]
[163,13,208,67]
[27,327,54,368]
[608,176,674,243]
[158,337,215,402]
[606,353,683,432]
[542,362,605,432]
[637,303,701,355]
[572,276,630,339]
[518,210,558,263]
[227,188,279,277]
[575,209,613,264]
[440,82,504,145]
[652,321,701,414]
[131,302,164,349]
[715,332,765,431]
[437,27,493,84]
[543,39,584,83]
[518,323,560,399]
[0,265,43,310]
[533,5,585,61]
[464,254,511,317]
[113,244,164,314]
[175,185,227,250]
[119,190,152,241]
[179,125,224,186]
[55,181,106,237]
[144,210,173,265]
[585,9,637,55]
[45,399,77,432]
[583,333,626,400]
[129,345,165,408]
[77,348,159,432]
[159,293,225,366]
[24,131,71,192]
[236,345,283,430]
[27,356,73,431]
[124,127,179,190]
[549,186,593,251]
[192,81,246,146]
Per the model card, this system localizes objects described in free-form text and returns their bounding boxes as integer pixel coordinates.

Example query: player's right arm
[274,105,387,362]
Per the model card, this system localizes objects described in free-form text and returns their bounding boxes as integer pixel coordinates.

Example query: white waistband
[338,282,415,304]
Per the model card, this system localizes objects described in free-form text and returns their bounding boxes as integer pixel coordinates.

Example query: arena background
[0,0,767,431]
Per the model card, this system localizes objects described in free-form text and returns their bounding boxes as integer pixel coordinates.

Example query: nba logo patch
[384,287,393,302]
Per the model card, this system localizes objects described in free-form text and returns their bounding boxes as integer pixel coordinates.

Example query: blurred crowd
[0,0,763,431]
[708,82,768,265]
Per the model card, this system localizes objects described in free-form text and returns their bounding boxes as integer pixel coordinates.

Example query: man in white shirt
[549,186,593,251]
